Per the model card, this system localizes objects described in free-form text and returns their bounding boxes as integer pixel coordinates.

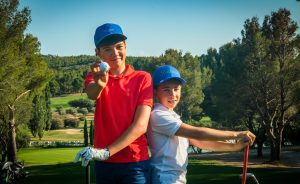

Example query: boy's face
[155,79,182,111]
[96,41,127,71]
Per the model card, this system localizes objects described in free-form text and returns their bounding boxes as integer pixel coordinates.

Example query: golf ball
[99,61,110,72]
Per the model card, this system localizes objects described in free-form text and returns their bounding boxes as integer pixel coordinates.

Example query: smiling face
[96,41,127,75]
[155,79,182,111]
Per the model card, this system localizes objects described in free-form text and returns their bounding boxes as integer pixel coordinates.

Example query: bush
[78,108,88,116]
[68,99,95,111]
[56,105,65,115]
[79,116,85,121]
[64,117,80,128]
[51,113,64,130]
[16,124,31,149]
[66,107,77,115]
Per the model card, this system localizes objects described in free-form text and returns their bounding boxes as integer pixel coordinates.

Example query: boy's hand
[74,147,110,167]
[90,61,109,89]
[237,131,256,146]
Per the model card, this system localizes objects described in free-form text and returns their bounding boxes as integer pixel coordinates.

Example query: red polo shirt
[84,64,153,163]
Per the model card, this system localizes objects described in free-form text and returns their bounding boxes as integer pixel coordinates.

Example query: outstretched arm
[175,123,255,145]
[189,139,248,152]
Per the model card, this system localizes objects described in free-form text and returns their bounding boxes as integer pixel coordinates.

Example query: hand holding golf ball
[90,61,109,89]
[99,61,110,72]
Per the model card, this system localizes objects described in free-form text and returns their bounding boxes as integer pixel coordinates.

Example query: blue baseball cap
[153,65,186,87]
[94,23,127,47]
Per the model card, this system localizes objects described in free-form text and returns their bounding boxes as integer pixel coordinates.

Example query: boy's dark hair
[97,35,126,48]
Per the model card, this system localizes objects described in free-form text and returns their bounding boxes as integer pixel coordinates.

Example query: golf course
[12,94,300,184]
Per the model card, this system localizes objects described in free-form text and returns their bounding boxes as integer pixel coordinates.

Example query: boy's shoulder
[151,104,170,116]
[133,69,151,76]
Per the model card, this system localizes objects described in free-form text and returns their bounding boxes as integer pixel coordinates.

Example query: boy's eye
[116,45,123,49]
[103,48,110,52]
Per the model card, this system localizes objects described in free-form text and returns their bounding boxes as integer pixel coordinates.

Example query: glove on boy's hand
[74,147,110,167]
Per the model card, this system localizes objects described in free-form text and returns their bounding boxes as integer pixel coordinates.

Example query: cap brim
[155,77,186,86]
[97,34,127,47]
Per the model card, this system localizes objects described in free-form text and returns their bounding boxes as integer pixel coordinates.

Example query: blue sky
[19,0,300,57]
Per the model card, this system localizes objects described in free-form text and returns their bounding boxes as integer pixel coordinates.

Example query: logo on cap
[153,65,186,87]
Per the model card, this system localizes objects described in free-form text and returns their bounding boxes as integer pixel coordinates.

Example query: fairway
[50,93,88,111]
[30,129,83,141]
[18,147,82,166]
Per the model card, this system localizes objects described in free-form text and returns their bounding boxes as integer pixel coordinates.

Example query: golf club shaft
[86,163,90,184]
[242,144,249,184]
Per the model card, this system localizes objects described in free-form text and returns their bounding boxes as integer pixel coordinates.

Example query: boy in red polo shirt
[74,23,153,183]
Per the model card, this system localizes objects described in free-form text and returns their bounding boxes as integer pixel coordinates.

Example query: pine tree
[0,0,52,162]
[83,118,88,146]
[89,121,94,146]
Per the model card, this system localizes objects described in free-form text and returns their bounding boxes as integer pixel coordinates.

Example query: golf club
[241,144,259,184]
[86,163,90,184]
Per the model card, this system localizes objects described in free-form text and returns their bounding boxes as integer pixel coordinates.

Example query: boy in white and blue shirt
[148,65,256,184]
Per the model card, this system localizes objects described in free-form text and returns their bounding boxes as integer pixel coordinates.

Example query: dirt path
[189,147,300,169]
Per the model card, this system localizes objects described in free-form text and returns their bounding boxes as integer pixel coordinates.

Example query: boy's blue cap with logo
[94,23,127,47]
[153,65,186,87]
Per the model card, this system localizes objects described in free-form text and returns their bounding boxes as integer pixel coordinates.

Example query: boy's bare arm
[176,123,255,145]
[107,105,151,156]
[189,139,248,152]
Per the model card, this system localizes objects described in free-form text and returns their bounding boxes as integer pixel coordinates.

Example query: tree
[83,118,88,146]
[89,121,94,146]
[30,94,46,139]
[201,9,300,161]
[29,87,52,139]
[44,85,52,130]
[260,8,300,161]
[0,0,52,162]
[241,9,300,161]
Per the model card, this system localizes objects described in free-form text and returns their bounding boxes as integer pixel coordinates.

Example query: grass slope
[30,129,83,141]
[50,93,88,111]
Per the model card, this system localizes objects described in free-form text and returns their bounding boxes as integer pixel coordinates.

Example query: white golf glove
[73,147,110,167]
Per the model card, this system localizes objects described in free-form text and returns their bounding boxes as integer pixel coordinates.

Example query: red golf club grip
[242,144,250,184]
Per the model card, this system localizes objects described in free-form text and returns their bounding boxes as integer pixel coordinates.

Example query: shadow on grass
[15,159,300,184]
[16,162,96,184]
[187,159,300,184]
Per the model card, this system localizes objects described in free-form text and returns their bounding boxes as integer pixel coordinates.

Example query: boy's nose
[170,89,176,96]
[110,48,118,57]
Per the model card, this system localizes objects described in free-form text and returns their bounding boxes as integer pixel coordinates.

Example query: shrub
[51,113,64,129]
[66,107,77,115]
[64,117,80,128]
[56,105,65,115]
[16,124,31,149]
[78,108,88,116]
[68,99,95,111]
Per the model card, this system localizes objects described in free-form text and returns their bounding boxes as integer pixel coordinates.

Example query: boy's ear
[153,88,157,96]
[95,48,100,56]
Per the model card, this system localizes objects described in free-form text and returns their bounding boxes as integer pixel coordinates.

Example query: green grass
[17,147,93,184]
[50,93,88,111]
[16,148,300,184]
[187,159,300,184]
[30,129,83,141]
[18,147,81,166]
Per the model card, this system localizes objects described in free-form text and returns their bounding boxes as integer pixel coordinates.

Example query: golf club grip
[242,144,250,184]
